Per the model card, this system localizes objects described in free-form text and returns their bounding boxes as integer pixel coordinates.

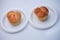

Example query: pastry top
[40,6,48,16]
[34,6,48,18]
[7,11,21,25]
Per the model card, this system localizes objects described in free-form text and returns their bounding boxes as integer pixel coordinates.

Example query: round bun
[7,11,21,26]
[34,6,49,21]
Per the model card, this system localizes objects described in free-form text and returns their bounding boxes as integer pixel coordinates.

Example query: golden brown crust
[40,6,48,16]
[34,8,40,15]
[7,11,21,26]
[34,6,48,21]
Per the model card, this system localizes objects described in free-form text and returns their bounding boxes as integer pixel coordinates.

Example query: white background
[0,0,60,40]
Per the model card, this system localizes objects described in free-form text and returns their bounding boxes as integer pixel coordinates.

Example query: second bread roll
[34,6,49,21]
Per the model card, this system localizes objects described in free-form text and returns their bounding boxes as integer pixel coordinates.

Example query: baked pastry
[34,6,48,21]
[7,11,21,26]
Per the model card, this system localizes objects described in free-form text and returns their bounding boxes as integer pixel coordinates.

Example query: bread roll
[7,11,21,26]
[34,6,49,21]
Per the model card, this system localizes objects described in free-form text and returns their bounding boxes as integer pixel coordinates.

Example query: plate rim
[29,6,58,30]
[1,10,28,33]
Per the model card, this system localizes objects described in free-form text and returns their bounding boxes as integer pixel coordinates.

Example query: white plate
[29,6,58,29]
[1,10,28,33]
